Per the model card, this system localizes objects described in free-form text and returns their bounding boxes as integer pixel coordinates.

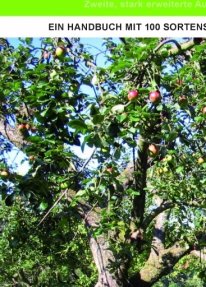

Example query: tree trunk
[126,196,189,287]
[128,244,189,287]
[86,210,125,287]
[89,235,122,287]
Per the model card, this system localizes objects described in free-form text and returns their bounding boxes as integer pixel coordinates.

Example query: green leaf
[39,201,48,211]
[69,119,87,133]
[126,188,140,196]
[76,189,86,197]
[28,136,42,143]
[116,113,127,122]
[92,115,104,124]
[176,166,184,174]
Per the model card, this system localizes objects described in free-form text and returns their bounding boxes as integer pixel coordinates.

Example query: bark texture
[86,211,124,287]
[128,196,189,286]
[90,236,121,287]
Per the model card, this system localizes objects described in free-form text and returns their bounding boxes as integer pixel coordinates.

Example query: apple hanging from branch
[25,124,30,130]
[60,182,68,189]
[128,90,139,101]
[163,154,173,162]
[43,51,50,59]
[149,90,161,104]
[111,104,125,114]
[29,155,36,161]
[106,167,113,173]
[148,144,159,157]
[202,107,206,114]
[0,170,9,177]
[178,95,187,106]
[198,157,204,164]
[55,46,66,58]
[18,124,26,131]
[18,123,32,132]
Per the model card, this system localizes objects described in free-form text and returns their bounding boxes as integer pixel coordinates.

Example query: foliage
[0,199,96,286]
[0,37,206,286]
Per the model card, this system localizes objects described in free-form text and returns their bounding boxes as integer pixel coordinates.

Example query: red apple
[178,95,187,105]
[25,123,30,130]
[148,144,159,157]
[128,90,139,101]
[43,51,50,59]
[202,107,206,114]
[106,167,113,173]
[18,124,26,131]
[149,90,161,103]
[29,155,35,161]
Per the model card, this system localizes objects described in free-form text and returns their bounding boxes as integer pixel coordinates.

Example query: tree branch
[142,201,175,229]
[142,196,206,230]
[151,196,167,251]
[129,242,189,286]
[190,249,206,262]
[155,38,197,57]
[0,118,27,150]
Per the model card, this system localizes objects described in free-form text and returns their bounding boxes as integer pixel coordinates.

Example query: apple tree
[0,37,206,286]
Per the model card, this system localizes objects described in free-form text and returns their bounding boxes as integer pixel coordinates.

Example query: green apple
[0,170,9,177]
[111,104,125,114]
[163,155,173,162]
[60,182,68,189]
[198,157,204,164]
[55,46,65,58]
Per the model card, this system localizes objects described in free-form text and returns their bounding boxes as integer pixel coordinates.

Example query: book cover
[0,2,205,286]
